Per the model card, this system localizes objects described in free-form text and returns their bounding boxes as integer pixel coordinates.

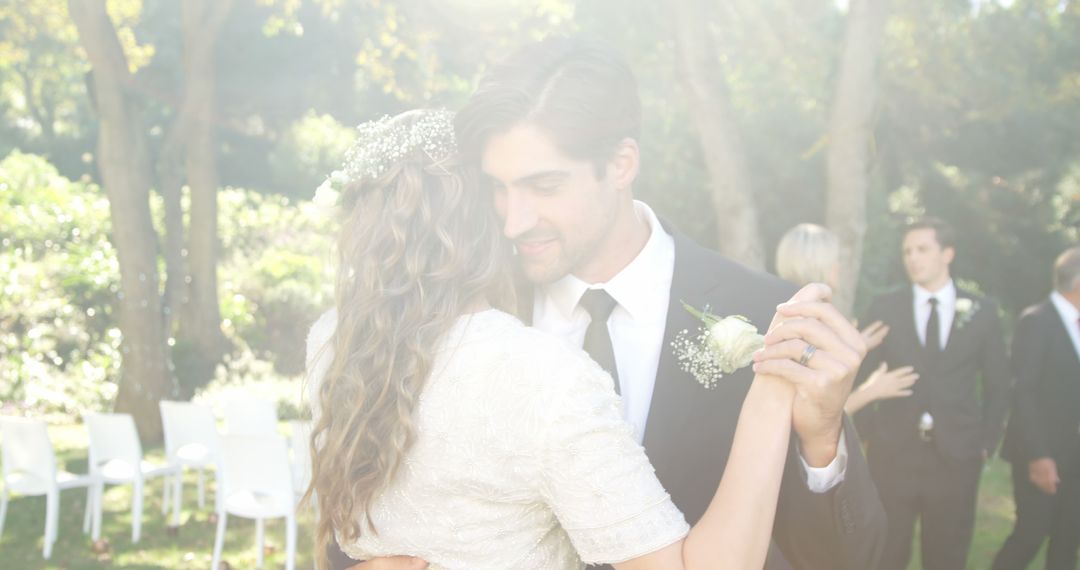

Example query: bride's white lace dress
[306,308,689,570]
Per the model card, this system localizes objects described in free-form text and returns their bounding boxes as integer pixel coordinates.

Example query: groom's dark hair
[455,35,641,177]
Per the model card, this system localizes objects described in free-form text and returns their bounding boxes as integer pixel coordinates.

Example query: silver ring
[798,344,818,367]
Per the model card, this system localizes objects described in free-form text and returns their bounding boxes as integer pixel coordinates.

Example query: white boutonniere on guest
[671,302,764,389]
[954,297,980,330]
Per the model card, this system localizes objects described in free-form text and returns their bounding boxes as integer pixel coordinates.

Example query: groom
[334,36,885,570]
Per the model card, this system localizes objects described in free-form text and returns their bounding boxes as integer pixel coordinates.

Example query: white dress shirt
[1050,291,1080,363]
[914,280,958,350]
[533,201,674,444]
[533,201,845,492]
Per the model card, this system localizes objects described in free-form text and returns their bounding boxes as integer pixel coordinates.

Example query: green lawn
[0,423,315,569]
[0,424,1049,569]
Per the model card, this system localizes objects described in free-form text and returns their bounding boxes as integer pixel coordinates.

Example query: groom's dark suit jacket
[854,286,1011,471]
[1000,299,1080,472]
[328,226,886,570]
[523,227,885,570]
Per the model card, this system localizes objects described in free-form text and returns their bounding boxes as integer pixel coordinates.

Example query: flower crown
[313,109,457,214]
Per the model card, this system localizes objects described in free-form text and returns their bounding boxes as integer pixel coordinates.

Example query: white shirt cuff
[799,429,848,493]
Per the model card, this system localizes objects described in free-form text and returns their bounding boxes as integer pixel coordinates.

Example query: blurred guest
[775,223,918,415]
[854,217,1011,570]
[993,246,1080,570]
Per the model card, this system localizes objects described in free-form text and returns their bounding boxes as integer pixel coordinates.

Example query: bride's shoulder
[468,310,613,391]
[306,309,337,366]
[474,310,583,356]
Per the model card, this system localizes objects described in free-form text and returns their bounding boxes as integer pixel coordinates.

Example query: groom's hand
[753,283,867,467]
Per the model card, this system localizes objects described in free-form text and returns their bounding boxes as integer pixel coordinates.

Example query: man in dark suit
[855,218,1011,570]
[331,36,885,570]
[992,246,1080,570]
[460,35,883,570]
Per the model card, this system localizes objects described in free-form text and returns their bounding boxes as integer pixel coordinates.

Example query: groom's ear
[606,137,640,192]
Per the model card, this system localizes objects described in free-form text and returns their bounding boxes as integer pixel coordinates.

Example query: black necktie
[579,288,620,394]
[925,297,941,354]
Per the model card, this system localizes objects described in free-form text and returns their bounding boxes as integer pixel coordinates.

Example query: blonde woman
[775,223,918,415]
[304,110,865,570]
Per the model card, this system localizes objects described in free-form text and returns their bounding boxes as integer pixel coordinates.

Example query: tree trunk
[69,0,172,443]
[156,119,187,338]
[825,0,891,315]
[672,0,764,269]
[171,0,233,397]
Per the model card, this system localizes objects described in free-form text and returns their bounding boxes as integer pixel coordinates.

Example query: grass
[0,423,315,569]
[0,424,1050,569]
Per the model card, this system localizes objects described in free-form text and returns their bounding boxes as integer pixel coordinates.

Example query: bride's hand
[750,283,867,466]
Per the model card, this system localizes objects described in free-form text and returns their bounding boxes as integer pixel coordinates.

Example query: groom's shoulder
[675,233,796,301]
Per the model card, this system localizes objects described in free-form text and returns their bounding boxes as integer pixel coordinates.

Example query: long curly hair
[304,110,514,569]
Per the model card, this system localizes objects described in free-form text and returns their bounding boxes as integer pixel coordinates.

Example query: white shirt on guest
[914,279,958,351]
[532,200,846,493]
[1050,291,1080,363]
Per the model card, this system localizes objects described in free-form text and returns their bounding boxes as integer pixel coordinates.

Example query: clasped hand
[752,283,868,467]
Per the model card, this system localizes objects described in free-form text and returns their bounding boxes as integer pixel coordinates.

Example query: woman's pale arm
[614,375,794,570]
[614,283,863,570]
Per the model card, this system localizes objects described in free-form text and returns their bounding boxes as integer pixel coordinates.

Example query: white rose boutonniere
[954,297,980,330]
[671,301,765,389]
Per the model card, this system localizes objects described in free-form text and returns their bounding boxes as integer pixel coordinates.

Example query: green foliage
[217,187,336,377]
[2,0,1079,420]
[0,151,336,416]
[870,0,1080,313]
[268,110,356,199]
[0,151,120,415]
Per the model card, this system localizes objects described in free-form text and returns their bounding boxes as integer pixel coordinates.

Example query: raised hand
[859,320,890,352]
[752,283,867,467]
[1029,457,1060,495]
[843,363,919,415]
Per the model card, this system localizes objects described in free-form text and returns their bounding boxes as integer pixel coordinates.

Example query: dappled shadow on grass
[0,423,315,569]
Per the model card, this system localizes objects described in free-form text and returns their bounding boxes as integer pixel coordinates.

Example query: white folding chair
[160,400,222,526]
[83,412,178,543]
[222,395,279,436]
[212,434,296,570]
[287,420,314,510]
[0,416,97,559]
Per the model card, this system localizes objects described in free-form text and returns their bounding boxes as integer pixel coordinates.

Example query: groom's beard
[511,229,572,285]
[508,209,614,286]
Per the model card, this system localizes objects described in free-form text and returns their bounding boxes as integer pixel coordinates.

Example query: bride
[304,109,862,570]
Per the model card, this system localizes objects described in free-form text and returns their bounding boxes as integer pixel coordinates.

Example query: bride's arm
[613,375,793,570]
[612,284,861,570]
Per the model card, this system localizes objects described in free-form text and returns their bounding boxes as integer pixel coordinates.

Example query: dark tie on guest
[580,288,620,395]
[925,297,941,354]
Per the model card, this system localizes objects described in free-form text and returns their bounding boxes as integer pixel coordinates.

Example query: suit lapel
[943,297,962,354]
[1043,301,1080,368]
[643,232,709,454]
[896,287,924,361]
[938,293,979,365]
